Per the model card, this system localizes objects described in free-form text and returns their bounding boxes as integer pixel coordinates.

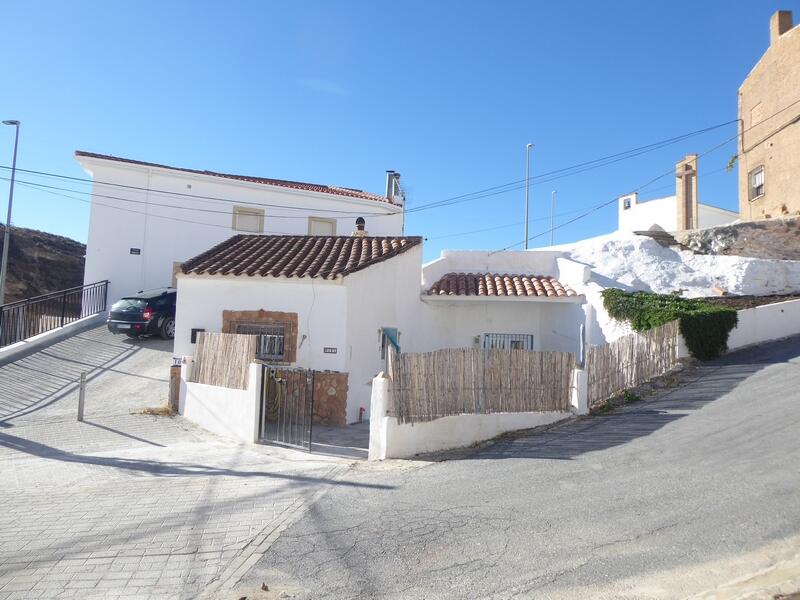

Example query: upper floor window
[232,206,264,233]
[308,217,336,236]
[749,166,765,200]
[623,198,632,210]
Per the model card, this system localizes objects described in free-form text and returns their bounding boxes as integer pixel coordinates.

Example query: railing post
[60,291,67,328]
[102,280,109,312]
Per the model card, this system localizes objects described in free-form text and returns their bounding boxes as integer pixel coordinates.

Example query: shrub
[601,289,738,361]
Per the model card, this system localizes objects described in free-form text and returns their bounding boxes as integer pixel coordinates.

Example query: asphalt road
[238,337,800,599]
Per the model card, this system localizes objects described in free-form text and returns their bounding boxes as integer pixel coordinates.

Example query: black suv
[107,288,177,339]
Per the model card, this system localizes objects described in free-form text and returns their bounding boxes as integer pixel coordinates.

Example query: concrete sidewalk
[0,327,371,599]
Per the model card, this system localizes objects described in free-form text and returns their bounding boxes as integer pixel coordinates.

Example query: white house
[617,192,737,233]
[75,151,405,303]
[417,250,587,356]
[175,231,589,427]
[175,232,424,425]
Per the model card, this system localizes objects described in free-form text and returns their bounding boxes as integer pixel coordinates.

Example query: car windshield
[112,298,147,311]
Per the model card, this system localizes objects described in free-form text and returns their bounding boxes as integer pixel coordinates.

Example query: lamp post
[0,120,20,306]
[524,143,533,250]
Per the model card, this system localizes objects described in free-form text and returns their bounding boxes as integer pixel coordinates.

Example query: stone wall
[675,216,800,260]
[312,371,348,426]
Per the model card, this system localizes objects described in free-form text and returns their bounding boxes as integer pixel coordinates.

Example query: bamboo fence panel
[586,319,679,406]
[189,332,257,390]
[389,347,574,423]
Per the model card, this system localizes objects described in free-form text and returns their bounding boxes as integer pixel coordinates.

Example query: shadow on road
[0,428,394,489]
[468,336,800,461]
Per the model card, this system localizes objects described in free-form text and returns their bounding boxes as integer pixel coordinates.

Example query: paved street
[237,337,800,599]
[2,327,799,599]
[0,326,367,600]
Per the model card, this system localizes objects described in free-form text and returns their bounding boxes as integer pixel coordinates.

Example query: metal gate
[259,365,315,450]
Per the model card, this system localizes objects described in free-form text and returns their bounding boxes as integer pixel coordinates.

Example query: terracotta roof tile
[181,235,422,280]
[74,151,397,205]
[427,273,578,298]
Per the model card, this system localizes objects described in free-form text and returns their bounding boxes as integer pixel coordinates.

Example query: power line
[0,119,737,221]
[403,120,737,214]
[8,178,294,234]
[432,164,735,242]
[494,96,800,252]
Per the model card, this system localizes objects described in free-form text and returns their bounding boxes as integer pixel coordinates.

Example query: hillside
[0,224,85,304]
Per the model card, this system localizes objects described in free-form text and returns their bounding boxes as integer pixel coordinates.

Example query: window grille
[234,323,286,361]
[481,333,535,351]
[749,166,765,200]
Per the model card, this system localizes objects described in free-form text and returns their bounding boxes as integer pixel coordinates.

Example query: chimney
[385,170,403,204]
[770,10,793,45]
[675,154,699,231]
[352,216,368,237]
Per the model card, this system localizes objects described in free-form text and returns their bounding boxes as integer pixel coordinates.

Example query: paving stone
[0,326,353,598]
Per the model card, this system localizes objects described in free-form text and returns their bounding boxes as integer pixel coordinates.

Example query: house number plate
[323,347,338,354]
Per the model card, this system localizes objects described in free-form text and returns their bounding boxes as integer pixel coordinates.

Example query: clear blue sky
[1,0,798,261]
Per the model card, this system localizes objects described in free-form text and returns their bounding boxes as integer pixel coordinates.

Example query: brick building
[738,10,800,220]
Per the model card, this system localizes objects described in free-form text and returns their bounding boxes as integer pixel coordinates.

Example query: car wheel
[160,317,175,340]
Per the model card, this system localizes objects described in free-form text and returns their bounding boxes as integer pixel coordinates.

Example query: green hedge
[601,289,738,361]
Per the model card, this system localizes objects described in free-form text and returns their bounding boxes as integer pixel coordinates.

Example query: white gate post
[368,373,390,461]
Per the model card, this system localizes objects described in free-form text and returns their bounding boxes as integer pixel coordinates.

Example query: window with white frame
[232,206,265,233]
[481,333,534,351]
[308,217,336,236]
[749,166,765,200]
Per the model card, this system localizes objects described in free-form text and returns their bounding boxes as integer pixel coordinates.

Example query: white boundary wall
[676,298,800,359]
[179,359,260,443]
[369,373,574,460]
[727,298,800,350]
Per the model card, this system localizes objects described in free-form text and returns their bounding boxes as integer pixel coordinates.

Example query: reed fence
[190,332,256,390]
[389,348,574,423]
[586,320,679,406]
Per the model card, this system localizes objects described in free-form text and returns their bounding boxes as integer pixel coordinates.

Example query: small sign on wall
[130,248,141,255]
[323,347,338,354]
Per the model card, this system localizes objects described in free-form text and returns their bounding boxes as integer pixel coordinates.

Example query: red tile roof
[427,273,578,298]
[182,235,422,280]
[74,151,398,205]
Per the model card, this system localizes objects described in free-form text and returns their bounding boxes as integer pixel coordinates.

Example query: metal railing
[0,280,109,348]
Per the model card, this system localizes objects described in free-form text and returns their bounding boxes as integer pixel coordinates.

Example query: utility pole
[0,120,20,306]
[524,143,532,249]
[550,190,557,246]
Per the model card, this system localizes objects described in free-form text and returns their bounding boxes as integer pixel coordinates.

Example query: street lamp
[0,120,20,306]
[524,143,533,250]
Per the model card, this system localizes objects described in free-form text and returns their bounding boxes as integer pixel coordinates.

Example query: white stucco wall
[411,249,587,356]
[618,195,678,233]
[175,246,424,425]
[174,274,348,374]
[413,299,584,355]
[368,374,570,460]
[78,157,404,303]
[343,245,423,423]
[422,249,561,289]
[727,298,800,350]
[617,194,736,233]
[698,204,738,229]
[180,361,260,443]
